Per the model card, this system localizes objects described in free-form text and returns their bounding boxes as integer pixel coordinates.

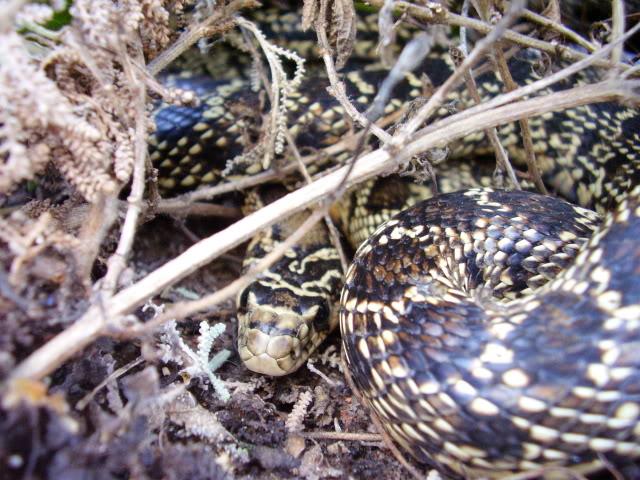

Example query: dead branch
[300,431,382,441]
[367,0,637,73]
[156,202,241,217]
[314,0,392,143]
[454,49,520,189]
[101,37,149,295]
[395,0,526,140]
[610,0,626,71]
[520,9,596,53]
[146,0,258,76]
[492,44,547,194]
[412,21,640,142]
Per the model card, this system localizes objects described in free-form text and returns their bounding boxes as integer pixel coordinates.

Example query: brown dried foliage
[302,0,357,69]
[0,0,190,202]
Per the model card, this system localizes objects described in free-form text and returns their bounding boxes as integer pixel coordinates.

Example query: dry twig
[313,0,392,143]
[452,47,520,188]
[394,0,526,141]
[520,9,596,53]
[299,431,381,441]
[471,1,545,193]
[492,43,547,194]
[610,0,626,71]
[146,0,258,76]
[367,0,637,73]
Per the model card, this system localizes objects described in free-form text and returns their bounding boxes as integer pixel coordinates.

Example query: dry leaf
[330,0,357,69]
[541,0,561,24]
[285,435,306,458]
[301,0,357,70]
[301,0,319,31]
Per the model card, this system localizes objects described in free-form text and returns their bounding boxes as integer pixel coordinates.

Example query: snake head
[237,283,338,376]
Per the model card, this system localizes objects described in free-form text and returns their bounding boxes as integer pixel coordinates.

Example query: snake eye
[299,296,329,326]
[237,287,250,315]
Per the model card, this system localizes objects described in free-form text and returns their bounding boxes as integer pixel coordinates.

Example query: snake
[149,3,640,478]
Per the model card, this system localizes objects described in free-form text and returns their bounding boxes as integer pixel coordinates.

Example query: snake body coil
[341,187,640,477]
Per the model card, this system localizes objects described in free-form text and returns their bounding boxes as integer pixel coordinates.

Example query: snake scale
[150,2,640,478]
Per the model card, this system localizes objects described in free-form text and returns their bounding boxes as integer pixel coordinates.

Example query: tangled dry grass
[0,0,639,478]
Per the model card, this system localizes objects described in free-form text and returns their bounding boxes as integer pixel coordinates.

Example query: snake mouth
[237,302,323,376]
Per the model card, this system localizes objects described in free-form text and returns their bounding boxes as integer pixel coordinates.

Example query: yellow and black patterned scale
[149,4,640,478]
[341,187,640,477]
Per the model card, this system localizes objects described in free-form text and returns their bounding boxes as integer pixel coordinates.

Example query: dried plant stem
[9,78,637,382]
[458,0,472,54]
[409,81,638,157]
[412,21,640,142]
[521,9,596,53]
[369,0,635,73]
[283,132,348,272]
[306,358,339,386]
[102,42,149,294]
[396,0,525,139]
[597,453,625,480]
[75,357,144,411]
[75,195,120,283]
[164,169,282,205]
[314,4,392,143]
[242,27,349,273]
[623,62,640,79]
[146,0,257,76]
[160,117,400,208]
[300,431,382,441]
[492,45,547,194]
[468,2,537,191]
[460,68,519,189]
[156,202,241,217]
[610,0,626,70]
[161,133,360,205]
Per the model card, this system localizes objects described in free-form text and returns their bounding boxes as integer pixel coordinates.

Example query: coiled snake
[151,4,640,478]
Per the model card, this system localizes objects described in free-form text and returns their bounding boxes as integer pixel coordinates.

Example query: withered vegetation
[0,0,638,478]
